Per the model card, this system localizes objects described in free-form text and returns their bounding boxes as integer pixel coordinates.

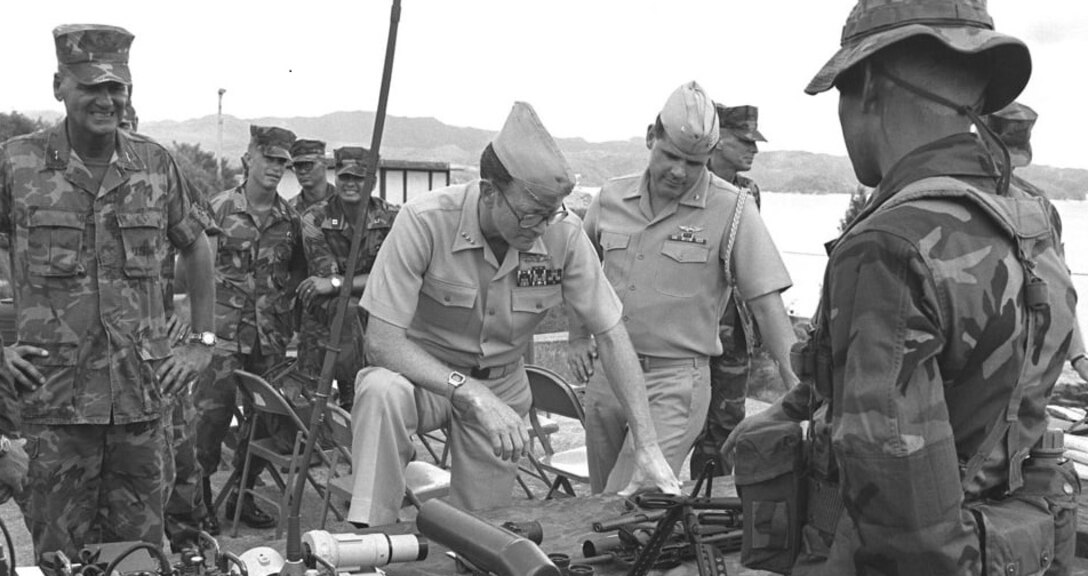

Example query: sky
[4,1,1087,169]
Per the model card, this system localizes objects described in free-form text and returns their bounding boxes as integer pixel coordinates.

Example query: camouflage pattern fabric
[161,391,205,533]
[779,134,1078,575]
[21,420,165,561]
[208,185,304,355]
[0,123,206,425]
[52,24,133,86]
[296,195,397,407]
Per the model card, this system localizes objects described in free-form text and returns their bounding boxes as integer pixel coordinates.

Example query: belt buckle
[638,355,650,372]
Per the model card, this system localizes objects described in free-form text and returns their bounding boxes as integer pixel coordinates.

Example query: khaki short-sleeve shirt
[361,181,622,368]
[583,170,791,358]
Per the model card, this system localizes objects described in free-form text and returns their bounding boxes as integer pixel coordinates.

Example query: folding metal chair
[319,404,451,529]
[524,364,590,498]
[231,369,339,538]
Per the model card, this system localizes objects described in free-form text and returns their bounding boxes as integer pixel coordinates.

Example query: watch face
[200,332,217,346]
[449,371,466,387]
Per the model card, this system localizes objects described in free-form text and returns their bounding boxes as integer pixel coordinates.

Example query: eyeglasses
[494,185,568,229]
[292,161,316,172]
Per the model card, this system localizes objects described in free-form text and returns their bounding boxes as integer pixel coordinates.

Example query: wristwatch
[0,435,12,458]
[447,371,467,399]
[187,331,218,347]
[330,276,343,290]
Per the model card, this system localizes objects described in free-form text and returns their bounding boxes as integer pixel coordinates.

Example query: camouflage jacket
[299,194,397,329]
[209,185,305,355]
[781,134,1076,574]
[0,122,207,425]
[288,181,336,215]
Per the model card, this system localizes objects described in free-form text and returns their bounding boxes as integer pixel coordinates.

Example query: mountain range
[25,109,1088,199]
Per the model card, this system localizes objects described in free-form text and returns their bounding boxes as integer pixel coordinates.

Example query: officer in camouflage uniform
[196,125,304,530]
[296,146,397,410]
[289,139,335,214]
[724,1,1079,574]
[0,24,214,559]
[691,104,773,478]
[984,103,1088,384]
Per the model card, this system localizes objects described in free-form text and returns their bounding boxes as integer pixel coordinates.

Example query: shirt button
[637,254,645,260]
[536,303,543,309]
[628,285,636,291]
[488,308,496,316]
[444,296,451,302]
[622,315,629,322]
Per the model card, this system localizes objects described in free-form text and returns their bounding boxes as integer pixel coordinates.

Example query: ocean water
[760,192,1088,337]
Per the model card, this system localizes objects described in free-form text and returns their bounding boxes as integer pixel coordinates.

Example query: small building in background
[280,156,452,205]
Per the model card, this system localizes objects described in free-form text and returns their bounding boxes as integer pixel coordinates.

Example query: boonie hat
[53,24,134,86]
[249,125,296,161]
[985,101,1037,167]
[291,139,327,164]
[716,104,766,143]
[335,146,370,178]
[805,0,1031,113]
[492,102,575,199]
[659,81,719,157]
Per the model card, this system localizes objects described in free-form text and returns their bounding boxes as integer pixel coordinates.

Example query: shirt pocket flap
[600,231,630,251]
[661,241,710,264]
[115,211,164,229]
[29,209,86,230]
[421,276,478,309]
[512,286,563,313]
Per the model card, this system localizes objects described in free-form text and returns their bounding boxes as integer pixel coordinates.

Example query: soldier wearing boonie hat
[345,102,679,527]
[289,138,335,213]
[722,2,1079,575]
[197,124,304,531]
[570,82,797,493]
[294,145,398,411]
[2,23,216,559]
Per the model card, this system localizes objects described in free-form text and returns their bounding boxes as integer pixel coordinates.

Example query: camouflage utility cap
[249,125,297,161]
[806,0,1030,113]
[291,139,327,163]
[335,146,370,178]
[716,104,766,143]
[985,101,1037,167]
[660,81,719,157]
[53,24,134,86]
[492,102,575,200]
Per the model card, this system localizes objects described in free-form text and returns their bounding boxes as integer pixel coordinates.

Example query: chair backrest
[323,404,354,451]
[525,364,585,423]
[234,369,311,433]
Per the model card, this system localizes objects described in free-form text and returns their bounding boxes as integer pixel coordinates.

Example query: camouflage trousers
[296,306,366,410]
[161,390,205,534]
[22,420,165,561]
[194,347,285,479]
[691,311,752,478]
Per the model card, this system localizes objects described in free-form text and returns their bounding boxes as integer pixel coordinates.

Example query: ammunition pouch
[966,456,1080,576]
[735,418,806,575]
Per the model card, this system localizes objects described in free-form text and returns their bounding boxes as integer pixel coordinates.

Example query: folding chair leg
[213,467,241,515]
[232,427,259,538]
[516,473,535,500]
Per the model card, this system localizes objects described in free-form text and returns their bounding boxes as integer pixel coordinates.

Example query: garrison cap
[985,101,1037,167]
[291,139,327,163]
[334,146,370,178]
[806,0,1031,113]
[53,24,134,86]
[716,104,766,143]
[249,125,296,161]
[492,102,575,199]
[659,81,719,156]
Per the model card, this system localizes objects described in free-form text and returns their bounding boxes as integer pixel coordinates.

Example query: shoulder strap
[873,176,1053,493]
[722,188,748,287]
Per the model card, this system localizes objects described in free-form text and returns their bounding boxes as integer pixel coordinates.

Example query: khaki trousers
[584,360,711,493]
[347,365,532,526]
